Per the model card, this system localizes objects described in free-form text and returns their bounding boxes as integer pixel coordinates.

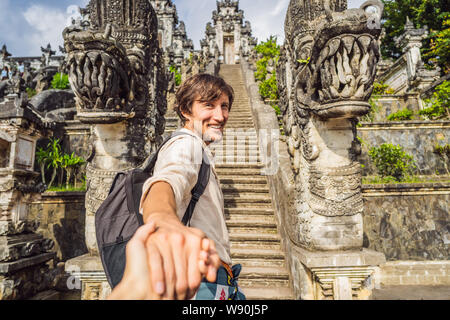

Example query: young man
[138,73,245,300]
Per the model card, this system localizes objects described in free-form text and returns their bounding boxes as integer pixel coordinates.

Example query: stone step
[226,120,254,124]
[230,241,281,252]
[223,196,272,208]
[231,247,286,260]
[239,266,290,280]
[213,143,259,147]
[224,207,274,216]
[224,192,272,200]
[239,286,294,300]
[227,118,253,122]
[220,135,258,141]
[219,177,267,184]
[216,169,266,177]
[213,157,261,164]
[227,223,278,235]
[214,154,260,160]
[227,213,276,224]
[212,146,260,152]
[216,166,264,172]
[221,184,269,193]
[226,218,277,229]
[233,257,287,269]
[216,163,263,169]
[225,202,273,209]
[239,278,291,289]
[229,232,281,242]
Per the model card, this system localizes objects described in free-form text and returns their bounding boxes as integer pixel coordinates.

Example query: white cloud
[22,5,70,56]
[271,0,289,17]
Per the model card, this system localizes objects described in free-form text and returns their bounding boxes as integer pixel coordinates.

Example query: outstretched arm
[142,181,220,300]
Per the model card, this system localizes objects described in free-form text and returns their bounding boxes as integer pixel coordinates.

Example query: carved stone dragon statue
[277,0,383,251]
[63,0,168,254]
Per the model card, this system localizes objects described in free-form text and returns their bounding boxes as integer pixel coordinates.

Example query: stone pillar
[277,0,387,299]
[62,0,167,300]
[0,95,56,300]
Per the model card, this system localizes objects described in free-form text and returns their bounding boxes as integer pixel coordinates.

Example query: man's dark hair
[174,73,234,125]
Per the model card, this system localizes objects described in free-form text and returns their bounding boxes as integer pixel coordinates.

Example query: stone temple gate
[201,0,257,65]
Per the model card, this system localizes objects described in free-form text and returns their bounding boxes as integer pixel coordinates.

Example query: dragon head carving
[63,0,165,124]
[280,0,383,120]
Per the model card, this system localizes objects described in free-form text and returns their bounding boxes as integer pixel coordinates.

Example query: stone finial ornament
[1,44,12,60]
[277,0,384,250]
[282,0,383,119]
[63,0,166,125]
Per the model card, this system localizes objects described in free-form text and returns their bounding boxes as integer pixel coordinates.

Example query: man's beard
[203,130,223,144]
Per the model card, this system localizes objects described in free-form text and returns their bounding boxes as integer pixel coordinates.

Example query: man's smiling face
[182,92,230,144]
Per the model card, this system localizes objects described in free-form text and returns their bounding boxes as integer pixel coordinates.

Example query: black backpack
[95,131,210,288]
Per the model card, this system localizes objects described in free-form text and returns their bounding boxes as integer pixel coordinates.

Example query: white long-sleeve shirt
[139,128,232,265]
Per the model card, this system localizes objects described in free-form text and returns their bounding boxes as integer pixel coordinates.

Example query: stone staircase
[213,64,294,300]
[162,65,295,299]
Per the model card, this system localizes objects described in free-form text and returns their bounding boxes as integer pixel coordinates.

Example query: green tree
[387,108,414,121]
[46,138,63,189]
[169,65,181,86]
[35,147,50,185]
[419,80,450,120]
[369,143,416,181]
[254,36,281,104]
[61,152,86,189]
[433,144,450,174]
[381,0,449,70]
[254,36,280,82]
[51,73,70,90]
[423,15,450,73]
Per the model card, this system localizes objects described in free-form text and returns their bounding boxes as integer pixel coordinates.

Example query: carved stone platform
[295,248,386,300]
[65,254,110,300]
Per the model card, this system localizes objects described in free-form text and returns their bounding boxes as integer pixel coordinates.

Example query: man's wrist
[145,211,183,227]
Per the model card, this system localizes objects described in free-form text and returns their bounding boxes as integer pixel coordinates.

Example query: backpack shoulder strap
[142,130,211,226]
[182,150,210,226]
[142,131,192,174]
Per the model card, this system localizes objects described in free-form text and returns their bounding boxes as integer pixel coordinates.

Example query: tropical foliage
[372,82,395,95]
[387,108,414,121]
[433,143,450,174]
[369,143,416,181]
[419,80,450,120]
[423,15,450,73]
[51,73,70,90]
[169,65,181,86]
[254,36,280,102]
[35,138,86,191]
[381,0,449,71]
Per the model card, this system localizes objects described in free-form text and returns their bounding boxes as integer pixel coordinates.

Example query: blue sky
[0,0,365,57]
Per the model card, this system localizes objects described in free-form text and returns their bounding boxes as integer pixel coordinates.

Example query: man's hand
[145,213,221,300]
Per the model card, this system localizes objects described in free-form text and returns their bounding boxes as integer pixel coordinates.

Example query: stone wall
[376,261,450,286]
[29,191,87,262]
[61,121,91,161]
[368,94,422,121]
[363,183,449,261]
[358,121,450,175]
